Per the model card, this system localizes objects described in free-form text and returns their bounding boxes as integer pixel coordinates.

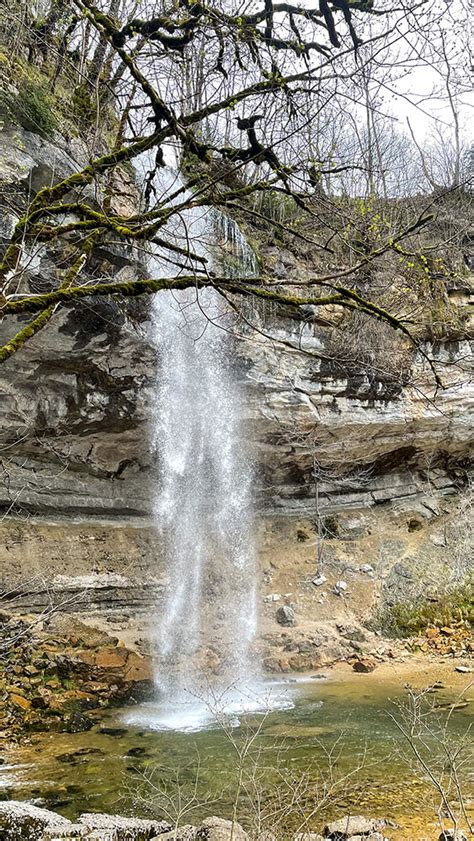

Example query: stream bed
[1,661,473,840]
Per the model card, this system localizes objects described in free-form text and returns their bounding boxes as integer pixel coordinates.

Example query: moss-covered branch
[0,235,98,363]
[0,130,163,293]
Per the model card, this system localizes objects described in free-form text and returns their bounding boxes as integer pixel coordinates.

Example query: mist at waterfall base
[125,165,292,732]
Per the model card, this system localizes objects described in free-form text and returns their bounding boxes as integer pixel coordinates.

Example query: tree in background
[0,0,471,367]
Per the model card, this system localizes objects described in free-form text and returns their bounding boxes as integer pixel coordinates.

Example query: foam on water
[124,681,296,733]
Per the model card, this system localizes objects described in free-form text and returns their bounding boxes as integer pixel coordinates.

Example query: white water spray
[135,166,266,729]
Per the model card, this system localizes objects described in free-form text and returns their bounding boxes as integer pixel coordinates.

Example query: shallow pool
[2,661,473,840]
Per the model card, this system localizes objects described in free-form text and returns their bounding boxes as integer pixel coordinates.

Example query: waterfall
[140,165,261,729]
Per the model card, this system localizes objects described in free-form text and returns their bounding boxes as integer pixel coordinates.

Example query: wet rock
[126,746,149,757]
[1,613,155,741]
[196,816,249,841]
[77,812,172,840]
[66,711,94,733]
[276,606,295,627]
[56,748,104,764]
[324,816,386,838]
[0,800,71,839]
[98,726,129,737]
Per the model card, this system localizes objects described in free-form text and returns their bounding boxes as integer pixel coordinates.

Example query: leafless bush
[389,684,474,836]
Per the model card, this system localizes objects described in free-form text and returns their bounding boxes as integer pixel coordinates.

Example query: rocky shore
[1,608,472,745]
[0,803,469,841]
[0,612,153,740]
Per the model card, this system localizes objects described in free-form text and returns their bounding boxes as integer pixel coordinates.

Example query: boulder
[276,606,295,627]
[123,652,154,683]
[352,658,377,674]
[324,816,386,838]
[77,813,172,841]
[158,826,197,841]
[439,832,468,841]
[0,801,71,839]
[196,816,249,841]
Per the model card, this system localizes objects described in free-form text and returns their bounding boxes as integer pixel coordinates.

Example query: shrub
[377,585,473,638]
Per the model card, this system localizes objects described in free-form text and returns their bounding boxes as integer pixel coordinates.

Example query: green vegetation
[379,585,474,638]
[0,78,58,138]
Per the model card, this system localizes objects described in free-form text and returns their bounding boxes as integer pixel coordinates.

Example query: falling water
[134,165,264,729]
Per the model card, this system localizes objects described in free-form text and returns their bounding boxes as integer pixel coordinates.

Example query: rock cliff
[0,127,472,643]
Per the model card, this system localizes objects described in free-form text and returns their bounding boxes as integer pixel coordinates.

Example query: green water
[2,668,473,837]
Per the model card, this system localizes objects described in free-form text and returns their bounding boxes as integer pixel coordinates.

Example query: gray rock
[196,817,248,841]
[324,816,386,838]
[77,813,172,841]
[158,827,197,841]
[0,801,71,839]
[312,575,327,587]
[334,580,347,596]
[276,605,296,626]
[336,624,366,643]
[438,831,468,841]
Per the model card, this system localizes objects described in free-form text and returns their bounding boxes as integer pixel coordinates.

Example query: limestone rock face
[0,127,472,624]
[0,126,153,518]
[237,320,473,513]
